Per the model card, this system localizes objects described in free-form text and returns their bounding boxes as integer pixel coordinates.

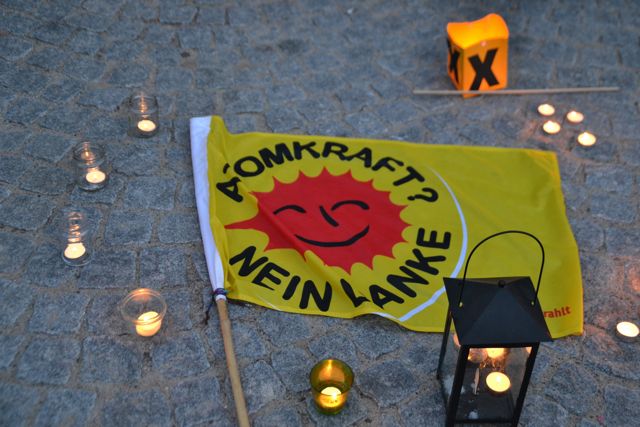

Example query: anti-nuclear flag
[190,116,583,338]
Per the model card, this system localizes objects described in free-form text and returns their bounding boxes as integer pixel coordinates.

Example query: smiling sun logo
[227,169,409,272]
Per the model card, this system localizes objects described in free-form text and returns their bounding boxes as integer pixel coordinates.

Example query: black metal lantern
[437,231,552,426]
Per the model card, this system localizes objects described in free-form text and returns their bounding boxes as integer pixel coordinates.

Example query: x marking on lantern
[468,48,499,90]
[447,40,460,83]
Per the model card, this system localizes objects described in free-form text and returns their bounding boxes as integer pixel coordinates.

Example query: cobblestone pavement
[1,0,639,426]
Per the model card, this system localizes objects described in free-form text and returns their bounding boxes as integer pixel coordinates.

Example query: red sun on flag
[227,169,409,272]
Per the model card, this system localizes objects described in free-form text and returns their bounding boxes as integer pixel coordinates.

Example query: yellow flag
[206,116,582,338]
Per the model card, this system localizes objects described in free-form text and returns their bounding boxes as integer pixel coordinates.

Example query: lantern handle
[457,230,545,307]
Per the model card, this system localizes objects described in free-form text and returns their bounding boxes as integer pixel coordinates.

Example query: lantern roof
[444,277,552,346]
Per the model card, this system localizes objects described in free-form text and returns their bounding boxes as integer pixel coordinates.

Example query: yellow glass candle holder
[310,359,353,415]
[119,288,167,337]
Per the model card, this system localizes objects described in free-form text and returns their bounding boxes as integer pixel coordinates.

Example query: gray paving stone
[546,362,598,416]
[67,30,104,55]
[151,332,210,378]
[166,146,193,176]
[230,320,269,360]
[24,132,78,162]
[266,107,305,133]
[78,87,130,111]
[0,35,33,60]
[309,333,359,370]
[196,6,226,25]
[42,76,84,102]
[0,10,38,36]
[157,67,193,92]
[64,56,106,81]
[0,280,33,327]
[34,389,96,427]
[0,229,35,274]
[101,390,172,427]
[396,383,445,427]
[241,360,286,414]
[161,289,193,332]
[27,47,65,71]
[349,317,404,359]
[223,89,266,114]
[589,192,637,223]
[28,293,90,335]
[521,394,571,426]
[107,19,143,41]
[271,347,313,393]
[33,21,74,45]
[80,336,142,384]
[177,180,196,207]
[178,27,214,50]
[604,383,640,425]
[86,294,126,335]
[70,173,124,204]
[585,166,635,194]
[345,111,390,137]
[140,246,188,287]
[359,360,420,407]
[108,63,150,87]
[6,96,49,124]
[78,249,136,288]
[145,25,176,46]
[0,63,48,93]
[0,382,40,427]
[124,176,176,210]
[0,193,54,230]
[0,335,23,370]
[19,165,74,195]
[0,156,33,184]
[255,407,303,427]
[605,226,640,256]
[259,309,311,346]
[82,114,129,140]
[171,377,228,427]
[158,211,201,244]
[569,218,604,251]
[64,11,111,32]
[0,85,15,111]
[38,105,90,134]
[105,210,154,245]
[17,337,80,385]
[36,0,77,21]
[110,144,163,176]
[159,4,197,24]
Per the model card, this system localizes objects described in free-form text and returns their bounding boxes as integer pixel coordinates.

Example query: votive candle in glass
[73,142,108,191]
[310,359,354,415]
[129,93,159,138]
[119,288,167,337]
[61,208,92,267]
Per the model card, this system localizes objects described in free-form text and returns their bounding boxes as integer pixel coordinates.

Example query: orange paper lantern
[446,13,509,98]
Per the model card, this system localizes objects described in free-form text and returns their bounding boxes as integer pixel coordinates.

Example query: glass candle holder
[73,142,108,191]
[61,208,92,267]
[119,288,167,337]
[310,359,354,415]
[129,93,159,138]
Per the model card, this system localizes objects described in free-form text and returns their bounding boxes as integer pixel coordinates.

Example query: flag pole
[215,292,250,427]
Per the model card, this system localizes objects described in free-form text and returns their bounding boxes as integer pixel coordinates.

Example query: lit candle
[486,371,511,395]
[136,311,162,337]
[85,167,106,184]
[486,348,506,360]
[318,386,344,411]
[137,119,157,133]
[64,242,86,260]
[577,132,596,146]
[616,321,639,342]
[566,110,584,123]
[537,103,555,116]
[542,120,561,134]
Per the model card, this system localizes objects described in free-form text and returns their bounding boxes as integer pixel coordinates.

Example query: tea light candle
[137,119,157,133]
[537,103,555,116]
[616,321,639,342]
[542,120,561,135]
[577,132,596,146]
[486,348,506,360]
[64,242,86,259]
[85,167,106,184]
[136,311,162,337]
[566,110,584,123]
[486,372,511,395]
[317,386,345,411]
[310,359,353,415]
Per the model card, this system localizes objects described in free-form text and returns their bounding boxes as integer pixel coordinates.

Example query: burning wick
[577,132,596,146]
[566,110,584,123]
[616,321,639,342]
[64,242,86,260]
[486,372,511,395]
[542,120,561,135]
[137,119,157,133]
[136,311,162,337]
[537,103,555,116]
